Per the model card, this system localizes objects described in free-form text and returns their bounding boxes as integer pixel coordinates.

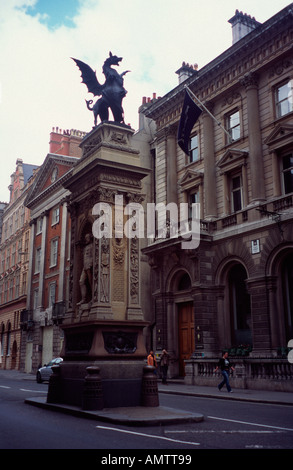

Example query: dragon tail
[85,99,94,111]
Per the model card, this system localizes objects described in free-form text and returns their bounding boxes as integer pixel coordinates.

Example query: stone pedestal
[53,122,154,408]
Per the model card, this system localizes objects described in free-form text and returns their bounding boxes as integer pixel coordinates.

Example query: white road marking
[207,415,293,432]
[96,425,200,446]
[246,445,282,449]
[20,388,47,393]
[165,430,283,434]
[0,385,10,389]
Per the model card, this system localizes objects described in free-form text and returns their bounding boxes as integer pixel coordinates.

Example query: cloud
[0,0,290,202]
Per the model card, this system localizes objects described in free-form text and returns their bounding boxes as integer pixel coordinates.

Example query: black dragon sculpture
[72,52,130,126]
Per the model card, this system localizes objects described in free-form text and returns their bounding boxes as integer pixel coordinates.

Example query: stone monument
[47,54,154,409]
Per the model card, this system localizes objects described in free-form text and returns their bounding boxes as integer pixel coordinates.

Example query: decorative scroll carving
[269,59,292,78]
[110,131,127,145]
[241,72,259,89]
[96,187,116,204]
[102,173,141,189]
[113,237,125,264]
[82,136,102,159]
[113,238,125,302]
[222,92,242,107]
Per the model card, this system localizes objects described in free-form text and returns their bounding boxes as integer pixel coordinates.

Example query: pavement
[1,369,293,426]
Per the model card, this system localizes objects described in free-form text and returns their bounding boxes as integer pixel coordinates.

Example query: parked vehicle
[36,358,63,383]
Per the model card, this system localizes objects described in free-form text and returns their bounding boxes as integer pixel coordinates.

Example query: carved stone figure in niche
[78,233,93,305]
[101,238,110,303]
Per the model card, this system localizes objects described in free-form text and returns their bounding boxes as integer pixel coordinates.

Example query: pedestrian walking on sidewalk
[160,349,170,384]
[214,351,235,393]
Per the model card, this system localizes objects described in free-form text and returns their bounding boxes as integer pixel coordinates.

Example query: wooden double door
[178,302,194,376]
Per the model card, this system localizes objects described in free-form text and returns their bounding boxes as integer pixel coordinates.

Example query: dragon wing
[71,58,103,96]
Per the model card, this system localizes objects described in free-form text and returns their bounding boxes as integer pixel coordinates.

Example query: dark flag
[177,89,202,155]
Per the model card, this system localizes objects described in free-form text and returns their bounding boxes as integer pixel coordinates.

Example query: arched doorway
[178,301,194,376]
[176,272,194,376]
[228,264,252,346]
[267,246,293,349]
[281,252,293,343]
[11,341,17,369]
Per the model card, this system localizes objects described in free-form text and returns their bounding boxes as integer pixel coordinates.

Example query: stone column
[202,105,217,219]
[241,73,265,203]
[215,285,226,351]
[266,276,282,351]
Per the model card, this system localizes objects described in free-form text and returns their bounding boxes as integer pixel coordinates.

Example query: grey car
[36,357,63,383]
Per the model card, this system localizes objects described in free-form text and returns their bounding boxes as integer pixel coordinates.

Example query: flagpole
[184,86,232,142]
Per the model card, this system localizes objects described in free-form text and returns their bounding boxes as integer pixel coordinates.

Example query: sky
[0,0,291,203]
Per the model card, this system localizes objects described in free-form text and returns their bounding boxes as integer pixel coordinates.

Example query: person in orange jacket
[147,350,157,373]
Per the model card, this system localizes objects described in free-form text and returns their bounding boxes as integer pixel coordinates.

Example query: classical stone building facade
[141,5,293,389]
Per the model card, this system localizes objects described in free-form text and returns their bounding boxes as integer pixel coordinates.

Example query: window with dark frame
[226,110,240,142]
[52,207,60,225]
[282,153,293,194]
[188,191,199,230]
[188,134,199,163]
[276,80,293,118]
[50,238,58,267]
[231,174,243,212]
[35,247,41,273]
[49,282,56,308]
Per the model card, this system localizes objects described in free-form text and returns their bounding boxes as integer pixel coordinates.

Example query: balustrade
[185,357,293,391]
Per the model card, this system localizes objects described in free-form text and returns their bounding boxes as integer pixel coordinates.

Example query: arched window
[177,272,191,291]
[228,264,252,346]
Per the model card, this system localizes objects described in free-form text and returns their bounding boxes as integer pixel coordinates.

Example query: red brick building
[0,159,38,369]
[21,128,85,372]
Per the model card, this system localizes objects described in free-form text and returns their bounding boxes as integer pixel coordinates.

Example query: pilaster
[241,73,266,204]
[202,103,217,219]
[166,124,178,205]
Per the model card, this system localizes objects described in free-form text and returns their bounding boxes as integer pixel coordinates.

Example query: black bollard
[47,364,62,404]
[141,365,159,407]
[82,366,104,410]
